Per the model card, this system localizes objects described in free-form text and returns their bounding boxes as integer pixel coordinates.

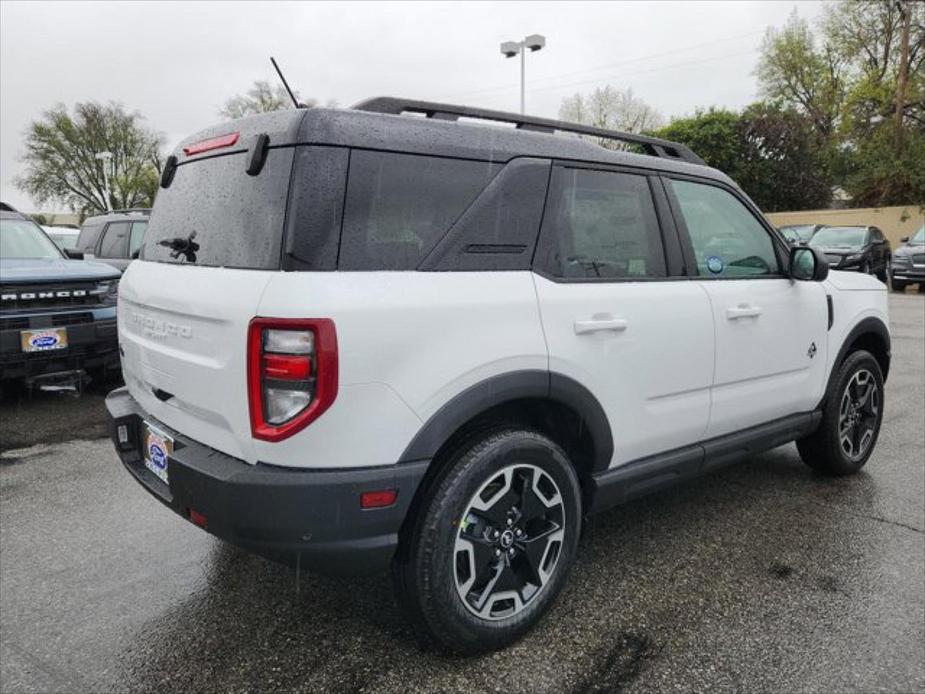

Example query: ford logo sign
[31,334,59,348]
[148,442,167,469]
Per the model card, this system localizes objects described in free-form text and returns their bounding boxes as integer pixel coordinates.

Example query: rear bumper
[105,387,428,574]
[0,308,119,380]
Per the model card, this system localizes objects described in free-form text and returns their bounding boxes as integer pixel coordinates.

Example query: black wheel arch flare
[398,370,614,475]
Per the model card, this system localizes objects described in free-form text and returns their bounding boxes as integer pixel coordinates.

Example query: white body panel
[117,260,888,472]
[532,275,714,467]
[253,271,548,468]
[699,278,829,438]
[118,262,272,464]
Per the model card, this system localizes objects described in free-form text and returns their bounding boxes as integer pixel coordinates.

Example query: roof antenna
[270,56,304,109]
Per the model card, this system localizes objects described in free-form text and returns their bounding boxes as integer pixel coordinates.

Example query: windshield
[781,225,817,241]
[48,232,79,250]
[911,225,924,244]
[0,218,65,259]
[810,227,867,249]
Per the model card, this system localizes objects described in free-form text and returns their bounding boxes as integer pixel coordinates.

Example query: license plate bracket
[142,421,173,485]
[20,328,68,353]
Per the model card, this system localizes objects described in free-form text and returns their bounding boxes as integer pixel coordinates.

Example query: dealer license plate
[143,422,173,485]
[20,328,68,352]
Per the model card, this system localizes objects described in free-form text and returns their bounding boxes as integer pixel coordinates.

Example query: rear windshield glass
[142,148,293,269]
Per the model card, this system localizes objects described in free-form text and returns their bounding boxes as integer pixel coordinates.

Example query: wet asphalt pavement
[1,293,923,693]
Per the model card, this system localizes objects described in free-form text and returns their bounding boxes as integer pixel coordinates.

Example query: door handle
[726,303,762,320]
[573,317,628,335]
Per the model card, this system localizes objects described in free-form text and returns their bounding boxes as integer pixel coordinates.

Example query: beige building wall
[766,205,924,248]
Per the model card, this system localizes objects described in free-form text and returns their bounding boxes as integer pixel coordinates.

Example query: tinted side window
[670,179,779,277]
[77,223,103,252]
[129,221,147,256]
[99,222,130,258]
[539,168,666,279]
[339,151,500,270]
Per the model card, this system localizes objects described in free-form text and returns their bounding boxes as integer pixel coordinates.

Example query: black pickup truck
[1,206,121,388]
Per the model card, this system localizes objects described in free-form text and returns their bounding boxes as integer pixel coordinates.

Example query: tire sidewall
[412,430,581,651]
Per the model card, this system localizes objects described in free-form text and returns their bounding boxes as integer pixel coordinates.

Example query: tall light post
[500,34,546,115]
[94,151,113,212]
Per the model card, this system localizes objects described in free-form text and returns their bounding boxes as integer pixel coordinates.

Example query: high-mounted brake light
[247,318,338,442]
[183,132,240,156]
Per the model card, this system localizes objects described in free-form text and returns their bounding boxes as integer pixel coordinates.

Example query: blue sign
[149,442,167,469]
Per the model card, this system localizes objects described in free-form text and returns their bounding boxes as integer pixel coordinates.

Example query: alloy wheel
[454,464,565,620]
[838,368,879,461]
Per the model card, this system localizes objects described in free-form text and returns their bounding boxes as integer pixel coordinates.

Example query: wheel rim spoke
[838,368,879,461]
[454,463,566,621]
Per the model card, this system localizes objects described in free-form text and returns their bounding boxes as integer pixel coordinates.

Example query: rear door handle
[726,304,762,320]
[573,317,628,335]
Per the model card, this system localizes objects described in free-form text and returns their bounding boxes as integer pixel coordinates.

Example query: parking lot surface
[1,293,923,693]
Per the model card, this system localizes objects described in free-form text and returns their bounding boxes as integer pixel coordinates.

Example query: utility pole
[894,0,911,150]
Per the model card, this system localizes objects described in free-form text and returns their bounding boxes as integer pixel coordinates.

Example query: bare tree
[220,80,316,119]
[559,86,664,148]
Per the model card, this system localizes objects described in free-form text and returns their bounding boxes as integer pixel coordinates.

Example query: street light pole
[501,34,546,115]
[94,151,113,212]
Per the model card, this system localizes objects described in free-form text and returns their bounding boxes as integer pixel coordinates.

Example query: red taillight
[183,132,240,156]
[247,318,338,442]
[360,490,398,509]
[263,353,312,380]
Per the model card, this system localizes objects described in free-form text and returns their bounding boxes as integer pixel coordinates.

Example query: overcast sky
[0,0,828,212]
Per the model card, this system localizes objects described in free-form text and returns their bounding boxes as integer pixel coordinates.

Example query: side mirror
[790,246,828,282]
[64,248,84,260]
[131,249,141,260]
[900,236,909,243]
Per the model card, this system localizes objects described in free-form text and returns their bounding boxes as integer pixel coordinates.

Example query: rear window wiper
[159,231,199,263]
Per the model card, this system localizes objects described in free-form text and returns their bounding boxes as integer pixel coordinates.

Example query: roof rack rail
[91,208,151,217]
[352,97,705,166]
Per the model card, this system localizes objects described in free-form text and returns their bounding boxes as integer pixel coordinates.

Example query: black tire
[876,262,888,283]
[891,279,908,292]
[797,349,884,475]
[393,428,581,654]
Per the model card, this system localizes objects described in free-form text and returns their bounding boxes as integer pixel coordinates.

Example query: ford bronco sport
[106,99,890,653]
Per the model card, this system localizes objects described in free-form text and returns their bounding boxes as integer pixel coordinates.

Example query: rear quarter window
[338,151,500,270]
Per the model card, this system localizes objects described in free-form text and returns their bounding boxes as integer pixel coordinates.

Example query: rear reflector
[188,508,208,528]
[360,490,398,509]
[183,132,240,156]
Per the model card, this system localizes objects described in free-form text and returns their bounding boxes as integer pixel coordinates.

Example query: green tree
[652,108,743,178]
[757,1,925,206]
[219,80,311,119]
[756,10,845,140]
[737,103,833,212]
[16,102,164,214]
[652,105,832,212]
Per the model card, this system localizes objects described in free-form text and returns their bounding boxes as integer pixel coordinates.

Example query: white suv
[106,99,890,653]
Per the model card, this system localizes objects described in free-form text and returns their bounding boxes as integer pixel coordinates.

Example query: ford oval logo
[148,442,167,469]
[31,334,59,348]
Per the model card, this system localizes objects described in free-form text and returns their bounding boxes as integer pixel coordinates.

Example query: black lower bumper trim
[106,387,429,574]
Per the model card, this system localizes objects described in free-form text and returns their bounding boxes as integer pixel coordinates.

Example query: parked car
[809,225,891,281]
[105,100,890,654]
[1,206,121,387]
[74,209,150,271]
[778,223,825,244]
[890,224,925,291]
[43,225,80,251]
